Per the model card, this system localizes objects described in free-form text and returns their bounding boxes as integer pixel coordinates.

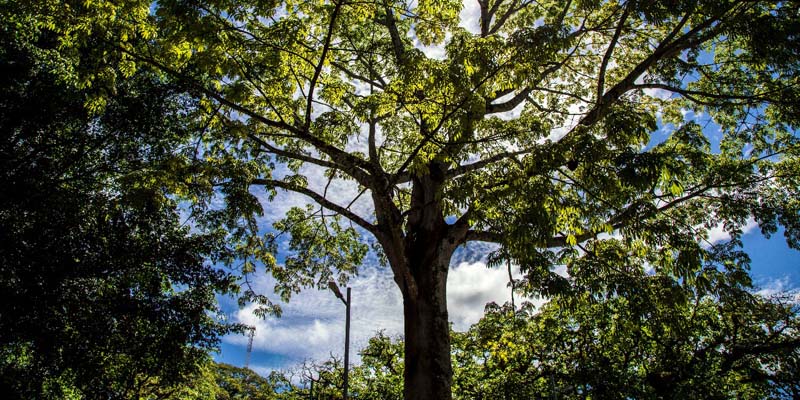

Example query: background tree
[260,332,405,400]
[454,284,800,398]
[0,8,249,398]
[212,363,279,400]
[23,0,800,398]
[294,332,406,400]
[351,332,405,400]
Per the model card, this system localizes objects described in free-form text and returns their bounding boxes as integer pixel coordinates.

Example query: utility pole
[245,326,255,369]
[328,281,351,400]
[344,287,351,400]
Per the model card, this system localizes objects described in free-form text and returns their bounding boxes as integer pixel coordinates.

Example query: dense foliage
[2,0,799,398]
[455,293,800,398]
[0,9,241,398]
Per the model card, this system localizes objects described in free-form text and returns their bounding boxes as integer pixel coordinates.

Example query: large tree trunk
[402,249,453,400]
[373,162,467,400]
[400,163,464,400]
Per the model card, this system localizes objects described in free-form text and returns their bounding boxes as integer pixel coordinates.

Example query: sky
[212,0,800,376]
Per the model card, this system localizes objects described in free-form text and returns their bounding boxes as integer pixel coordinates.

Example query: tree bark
[373,160,468,400]
[394,162,463,400]
[402,249,453,400]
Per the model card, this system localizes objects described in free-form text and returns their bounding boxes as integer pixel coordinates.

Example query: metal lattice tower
[245,327,255,369]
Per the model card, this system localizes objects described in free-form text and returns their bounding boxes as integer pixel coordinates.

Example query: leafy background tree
[189,287,799,399]
[454,291,800,398]
[0,6,248,398]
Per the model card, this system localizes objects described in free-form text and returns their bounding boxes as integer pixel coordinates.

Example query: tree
[351,332,405,400]
[296,332,406,400]
[213,363,280,400]
[256,332,405,400]
[0,10,244,398]
[453,285,800,399]
[28,0,800,398]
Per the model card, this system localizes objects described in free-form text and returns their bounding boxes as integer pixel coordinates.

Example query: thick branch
[305,0,344,129]
[485,88,533,114]
[478,0,491,37]
[465,230,503,243]
[381,5,406,65]
[596,4,631,105]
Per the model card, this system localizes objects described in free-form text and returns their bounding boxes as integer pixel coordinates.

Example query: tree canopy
[454,287,800,398]
[6,0,800,398]
[0,8,243,398]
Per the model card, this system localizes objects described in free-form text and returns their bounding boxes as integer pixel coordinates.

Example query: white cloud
[248,364,283,379]
[414,37,449,60]
[228,267,404,367]
[447,261,543,330]
[756,276,790,297]
[755,277,800,303]
[227,258,542,368]
[643,87,673,100]
[459,0,482,34]
[705,217,758,245]
[637,74,672,100]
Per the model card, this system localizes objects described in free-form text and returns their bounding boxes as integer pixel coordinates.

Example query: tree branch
[486,88,533,114]
[574,7,726,131]
[465,230,503,243]
[596,4,631,106]
[448,150,529,179]
[330,60,386,89]
[380,4,406,65]
[634,83,798,106]
[305,0,344,129]
[488,0,531,36]
[248,133,344,173]
[252,178,378,235]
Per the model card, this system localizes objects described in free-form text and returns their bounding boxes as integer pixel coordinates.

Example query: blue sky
[211,0,800,376]
[745,230,800,290]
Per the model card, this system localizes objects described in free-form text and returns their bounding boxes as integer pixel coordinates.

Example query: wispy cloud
[226,257,535,367]
[227,267,403,367]
[705,217,758,245]
[755,276,800,301]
